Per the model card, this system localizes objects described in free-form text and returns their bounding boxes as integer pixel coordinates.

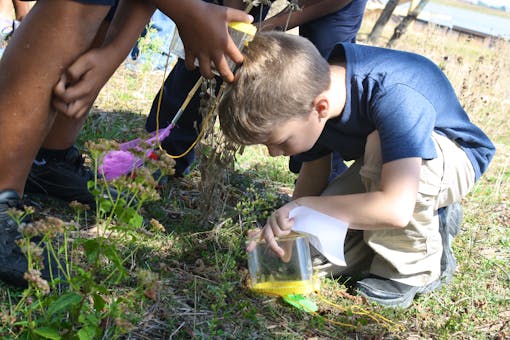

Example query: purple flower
[99,150,140,181]
[98,124,174,181]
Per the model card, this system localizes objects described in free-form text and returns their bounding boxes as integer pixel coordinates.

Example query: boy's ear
[312,95,329,119]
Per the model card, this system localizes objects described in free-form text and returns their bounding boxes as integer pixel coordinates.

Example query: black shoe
[0,190,60,287]
[438,203,463,283]
[25,146,96,206]
[356,275,441,309]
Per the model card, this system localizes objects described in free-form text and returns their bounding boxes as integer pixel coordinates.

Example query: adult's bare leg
[0,0,110,196]
[41,18,111,150]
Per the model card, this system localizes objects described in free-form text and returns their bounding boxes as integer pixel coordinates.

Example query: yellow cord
[166,83,222,159]
[153,39,219,160]
[251,284,403,331]
[153,31,205,160]
[153,21,256,160]
[314,289,404,332]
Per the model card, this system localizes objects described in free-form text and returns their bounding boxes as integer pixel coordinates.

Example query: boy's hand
[175,1,253,82]
[52,47,117,119]
[247,201,300,258]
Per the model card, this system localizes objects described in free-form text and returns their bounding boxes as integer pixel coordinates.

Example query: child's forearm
[295,157,422,230]
[261,0,353,31]
[50,0,156,119]
[295,192,409,230]
[222,0,246,10]
[148,0,252,81]
[101,0,156,67]
[102,0,209,64]
[148,0,218,30]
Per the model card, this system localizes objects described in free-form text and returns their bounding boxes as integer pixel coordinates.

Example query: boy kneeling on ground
[218,31,495,308]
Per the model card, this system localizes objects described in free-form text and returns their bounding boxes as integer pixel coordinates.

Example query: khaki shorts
[320,131,475,286]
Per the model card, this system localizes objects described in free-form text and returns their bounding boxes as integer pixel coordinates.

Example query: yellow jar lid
[228,22,258,36]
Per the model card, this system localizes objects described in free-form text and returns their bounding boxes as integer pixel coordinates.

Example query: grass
[1,9,509,339]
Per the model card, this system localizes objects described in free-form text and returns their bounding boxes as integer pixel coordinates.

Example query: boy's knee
[431,133,475,208]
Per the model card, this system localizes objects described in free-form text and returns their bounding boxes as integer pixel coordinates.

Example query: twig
[169,322,186,339]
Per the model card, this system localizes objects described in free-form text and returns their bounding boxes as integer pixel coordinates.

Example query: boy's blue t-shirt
[295,43,495,180]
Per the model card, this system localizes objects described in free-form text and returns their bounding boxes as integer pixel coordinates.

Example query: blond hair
[218,31,330,145]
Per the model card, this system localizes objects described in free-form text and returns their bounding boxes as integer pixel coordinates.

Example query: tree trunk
[368,0,400,44]
[387,0,430,47]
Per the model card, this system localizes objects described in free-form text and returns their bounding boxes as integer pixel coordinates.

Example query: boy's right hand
[174,1,253,82]
[247,201,300,258]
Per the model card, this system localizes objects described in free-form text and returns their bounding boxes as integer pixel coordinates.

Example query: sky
[470,0,510,10]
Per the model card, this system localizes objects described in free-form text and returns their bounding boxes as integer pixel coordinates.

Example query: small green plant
[135,25,165,71]
[0,137,175,339]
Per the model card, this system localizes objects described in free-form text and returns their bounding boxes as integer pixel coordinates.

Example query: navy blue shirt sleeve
[373,84,437,163]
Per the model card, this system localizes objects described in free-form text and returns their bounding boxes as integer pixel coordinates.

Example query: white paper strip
[289,206,348,266]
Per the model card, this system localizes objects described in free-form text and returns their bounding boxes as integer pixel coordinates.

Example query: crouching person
[218,31,495,308]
